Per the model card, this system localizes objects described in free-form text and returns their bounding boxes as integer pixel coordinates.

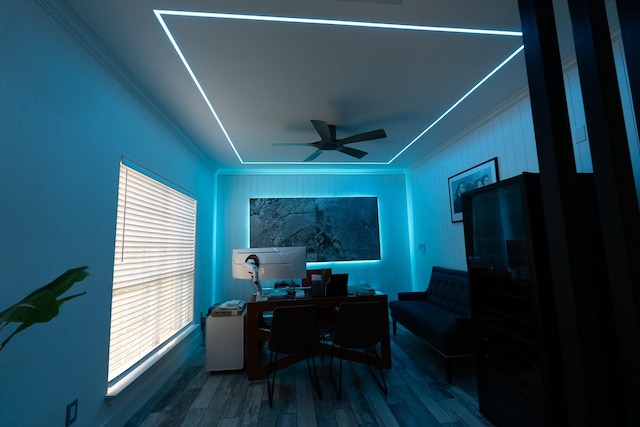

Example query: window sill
[105,324,198,398]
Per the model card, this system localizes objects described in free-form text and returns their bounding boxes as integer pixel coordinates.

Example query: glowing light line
[388,45,525,164]
[155,10,522,37]
[154,10,524,166]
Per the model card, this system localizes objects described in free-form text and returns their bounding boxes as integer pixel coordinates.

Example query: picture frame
[250,197,381,262]
[448,157,499,223]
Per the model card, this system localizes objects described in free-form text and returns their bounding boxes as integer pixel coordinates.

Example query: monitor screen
[232,247,307,281]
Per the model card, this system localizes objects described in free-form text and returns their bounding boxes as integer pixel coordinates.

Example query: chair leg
[306,352,322,399]
[267,351,278,408]
[329,344,343,399]
[366,345,388,395]
[445,358,453,383]
[337,356,343,399]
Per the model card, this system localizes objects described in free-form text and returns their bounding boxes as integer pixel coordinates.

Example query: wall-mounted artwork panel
[250,197,381,262]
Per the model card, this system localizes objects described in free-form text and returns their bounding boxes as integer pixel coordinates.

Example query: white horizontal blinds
[108,164,197,382]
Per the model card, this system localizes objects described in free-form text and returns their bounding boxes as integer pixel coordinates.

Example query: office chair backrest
[333,301,382,349]
[269,304,319,355]
[326,273,349,297]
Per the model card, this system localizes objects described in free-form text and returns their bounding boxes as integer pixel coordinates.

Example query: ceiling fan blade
[311,120,335,142]
[339,129,387,145]
[272,143,313,146]
[276,120,379,161]
[338,146,368,159]
[303,150,324,162]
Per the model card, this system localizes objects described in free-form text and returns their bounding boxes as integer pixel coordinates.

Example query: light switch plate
[575,124,587,143]
[66,399,78,426]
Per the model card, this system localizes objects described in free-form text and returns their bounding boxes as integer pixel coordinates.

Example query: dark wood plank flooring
[126,323,492,426]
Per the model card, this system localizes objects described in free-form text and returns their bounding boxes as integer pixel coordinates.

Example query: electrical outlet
[66,399,78,426]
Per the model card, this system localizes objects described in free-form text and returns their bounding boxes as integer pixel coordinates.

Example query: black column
[567,0,640,425]
[616,0,640,137]
[517,0,613,425]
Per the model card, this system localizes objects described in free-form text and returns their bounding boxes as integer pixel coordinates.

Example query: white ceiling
[61,0,539,170]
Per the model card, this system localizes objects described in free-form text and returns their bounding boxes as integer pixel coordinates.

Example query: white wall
[408,97,539,288]
[408,34,639,289]
[612,39,640,201]
[563,36,640,190]
[0,2,215,426]
[214,172,412,302]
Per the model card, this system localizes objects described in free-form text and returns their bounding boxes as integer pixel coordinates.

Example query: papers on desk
[348,284,375,296]
[209,300,246,316]
[266,288,288,299]
[265,287,308,300]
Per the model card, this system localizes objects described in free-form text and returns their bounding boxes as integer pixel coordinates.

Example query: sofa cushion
[426,267,470,316]
[396,291,428,301]
[389,300,472,355]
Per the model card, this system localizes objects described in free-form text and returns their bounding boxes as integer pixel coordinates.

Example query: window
[108,162,197,386]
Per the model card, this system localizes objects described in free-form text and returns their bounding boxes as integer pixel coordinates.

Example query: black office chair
[265,304,322,407]
[329,301,388,399]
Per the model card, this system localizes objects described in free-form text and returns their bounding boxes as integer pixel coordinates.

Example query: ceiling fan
[273,120,387,162]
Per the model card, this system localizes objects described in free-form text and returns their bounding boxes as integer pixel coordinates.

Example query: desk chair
[303,268,336,341]
[329,301,388,399]
[265,304,322,407]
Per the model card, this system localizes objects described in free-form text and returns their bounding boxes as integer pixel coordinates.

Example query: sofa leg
[392,319,397,336]
[445,358,453,383]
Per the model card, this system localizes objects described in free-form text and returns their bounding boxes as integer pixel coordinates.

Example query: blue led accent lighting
[388,44,525,163]
[154,10,523,166]
[309,259,382,267]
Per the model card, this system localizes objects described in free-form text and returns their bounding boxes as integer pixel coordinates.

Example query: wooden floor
[126,323,492,427]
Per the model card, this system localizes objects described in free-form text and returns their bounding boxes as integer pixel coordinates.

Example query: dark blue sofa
[389,266,473,382]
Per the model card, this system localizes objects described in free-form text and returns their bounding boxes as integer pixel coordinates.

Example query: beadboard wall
[408,35,639,291]
[408,96,539,289]
[211,35,639,299]
[214,172,412,302]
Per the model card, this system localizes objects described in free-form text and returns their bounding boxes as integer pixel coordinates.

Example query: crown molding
[35,0,215,168]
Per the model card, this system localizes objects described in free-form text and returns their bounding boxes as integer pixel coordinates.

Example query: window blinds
[108,163,196,383]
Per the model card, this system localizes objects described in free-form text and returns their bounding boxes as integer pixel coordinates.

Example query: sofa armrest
[397,291,429,301]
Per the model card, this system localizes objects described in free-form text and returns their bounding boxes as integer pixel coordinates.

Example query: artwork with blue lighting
[250,197,381,262]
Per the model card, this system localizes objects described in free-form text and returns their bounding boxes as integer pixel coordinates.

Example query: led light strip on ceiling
[154,10,523,165]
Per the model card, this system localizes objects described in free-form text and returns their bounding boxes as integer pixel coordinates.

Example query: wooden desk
[245,292,391,380]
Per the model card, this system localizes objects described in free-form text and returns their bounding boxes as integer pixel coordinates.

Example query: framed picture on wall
[249,197,381,262]
[448,157,499,223]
